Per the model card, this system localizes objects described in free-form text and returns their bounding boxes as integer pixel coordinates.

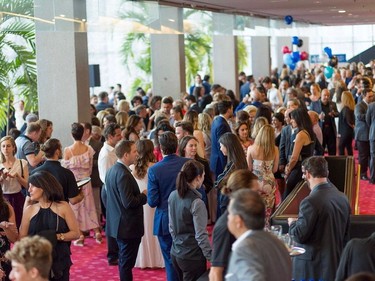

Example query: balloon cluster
[282,36,308,70]
[323,46,338,79]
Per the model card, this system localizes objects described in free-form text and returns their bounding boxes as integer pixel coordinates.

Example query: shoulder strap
[20,159,24,178]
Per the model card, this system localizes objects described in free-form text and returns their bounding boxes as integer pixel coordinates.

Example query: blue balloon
[285,15,293,25]
[324,47,333,58]
[283,53,293,65]
[292,51,300,63]
[289,63,296,71]
[292,36,299,45]
[324,66,334,79]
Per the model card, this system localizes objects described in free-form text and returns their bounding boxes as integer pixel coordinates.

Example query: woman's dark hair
[193,86,203,102]
[38,119,53,144]
[273,112,285,126]
[41,138,61,158]
[236,110,250,123]
[134,139,155,179]
[218,133,248,169]
[255,105,273,124]
[183,110,199,130]
[172,105,183,120]
[0,188,10,222]
[176,160,204,198]
[90,104,97,116]
[154,121,175,148]
[222,169,258,195]
[290,108,314,139]
[122,115,142,140]
[149,95,162,109]
[29,171,64,202]
[178,135,198,157]
[71,122,84,141]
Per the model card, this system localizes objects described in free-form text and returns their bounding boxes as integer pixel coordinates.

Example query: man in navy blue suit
[209,100,233,179]
[148,132,188,281]
[105,140,147,281]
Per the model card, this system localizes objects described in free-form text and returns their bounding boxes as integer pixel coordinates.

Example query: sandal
[73,235,85,246]
[94,232,102,244]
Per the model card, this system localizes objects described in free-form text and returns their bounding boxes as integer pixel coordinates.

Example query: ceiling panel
[158,0,375,25]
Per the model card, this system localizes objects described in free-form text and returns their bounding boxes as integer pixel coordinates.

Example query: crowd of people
[0,62,374,281]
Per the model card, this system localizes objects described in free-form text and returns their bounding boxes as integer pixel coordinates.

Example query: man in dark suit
[279,108,295,178]
[184,95,202,113]
[32,138,83,205]
[310,89,339,155]
[366,94,375,184]
[226,189,292,281]
[335,232,375,281]
[148,132,188,281]
[355,88,374,180]
[105,140,147,281]
[209,100,232,179]
[288,156,351,281]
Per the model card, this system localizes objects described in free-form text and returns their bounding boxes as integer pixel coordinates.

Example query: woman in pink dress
[62,123,101,246]
[130,139,164,268]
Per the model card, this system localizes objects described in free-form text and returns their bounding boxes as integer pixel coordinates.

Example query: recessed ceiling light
[338,10,346,13]
[168,19,175,22]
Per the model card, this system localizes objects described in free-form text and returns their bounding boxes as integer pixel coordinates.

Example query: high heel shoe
[73,235,85,246]
[94,232,102,244]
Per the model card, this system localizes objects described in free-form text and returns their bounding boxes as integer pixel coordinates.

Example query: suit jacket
[89,138,103,187]
[226,230,292,281]
[209,116,231,178]
[310,100,339,135]
[335,232,375,281]
[355,101,369,141]
[189,103,202,114]
[148,154,188,236]
[279,125,294,166]
[105,161,147,239]
[289,182,351,281]
[32,160,79,202]
[366,102,375,141]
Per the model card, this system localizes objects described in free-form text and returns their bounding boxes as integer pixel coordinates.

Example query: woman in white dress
[131,139,164,268]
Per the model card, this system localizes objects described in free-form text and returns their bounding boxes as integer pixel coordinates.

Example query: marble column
[35,0,90,147]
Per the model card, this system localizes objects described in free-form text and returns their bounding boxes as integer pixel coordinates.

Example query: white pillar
[35,0,90,147]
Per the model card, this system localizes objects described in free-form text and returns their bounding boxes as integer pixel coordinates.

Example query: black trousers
[357,140,370,176]
[284,163,303,200]
[171,254,206,281]
[117,237,141,281]
[339,133,354,156]
[323,126,336,155]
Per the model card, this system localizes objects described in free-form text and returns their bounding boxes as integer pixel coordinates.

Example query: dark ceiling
[158,0,375,26]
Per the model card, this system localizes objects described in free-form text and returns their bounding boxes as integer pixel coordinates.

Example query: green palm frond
[237,37,248,72]
[0,0,37,127]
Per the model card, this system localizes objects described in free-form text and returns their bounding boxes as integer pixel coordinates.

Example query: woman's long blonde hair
[254,124,275,160]
[341,91,355,111]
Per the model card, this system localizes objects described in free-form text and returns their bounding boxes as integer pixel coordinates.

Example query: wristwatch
[58,233,65,241]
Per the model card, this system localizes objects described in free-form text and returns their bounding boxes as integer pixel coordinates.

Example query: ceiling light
[168,19,175,22]
[60,14,65,17]
[338,10,346,13]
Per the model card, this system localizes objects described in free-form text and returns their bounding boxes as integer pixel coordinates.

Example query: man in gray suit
[366,96,375,184]
[355,88,374,181]
[225,189,292,281]
[288,156,351,281]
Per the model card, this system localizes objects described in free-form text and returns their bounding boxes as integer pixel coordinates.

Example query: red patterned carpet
[70,154,374,281]
[70,235,166,281]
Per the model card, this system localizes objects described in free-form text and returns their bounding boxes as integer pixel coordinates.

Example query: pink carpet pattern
[70,235,166,281]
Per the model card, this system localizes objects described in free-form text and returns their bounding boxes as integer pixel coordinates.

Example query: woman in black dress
[19,171,79,281]
[338,91,355,156]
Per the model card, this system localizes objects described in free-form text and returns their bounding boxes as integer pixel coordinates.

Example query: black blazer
[105,161,147,239]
